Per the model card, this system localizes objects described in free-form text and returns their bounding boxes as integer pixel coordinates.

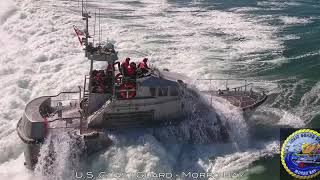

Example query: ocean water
[0,0,319,179]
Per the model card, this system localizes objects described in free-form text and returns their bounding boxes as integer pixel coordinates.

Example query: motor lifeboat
[15,10,211,169]
[16,7,267,170]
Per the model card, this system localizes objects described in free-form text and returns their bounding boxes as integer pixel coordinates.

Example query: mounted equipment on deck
[197,78,268,111]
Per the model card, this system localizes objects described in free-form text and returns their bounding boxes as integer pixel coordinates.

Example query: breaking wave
[35,131,84,180]
[0,0,17,24]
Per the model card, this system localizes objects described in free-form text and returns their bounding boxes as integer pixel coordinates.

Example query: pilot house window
[150,87,156,96]
[158,87,168,96]
[170,87,179,96]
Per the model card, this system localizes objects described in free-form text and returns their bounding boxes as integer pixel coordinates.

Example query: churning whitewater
[1,0,318,179]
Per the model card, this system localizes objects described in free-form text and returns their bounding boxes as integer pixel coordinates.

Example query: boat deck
[198,79,268,111]
[217,90,266,109]
[47,106,103,134]
[43,93,102,135]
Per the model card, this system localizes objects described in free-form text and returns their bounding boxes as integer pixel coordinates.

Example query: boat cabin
[82,42,186,129]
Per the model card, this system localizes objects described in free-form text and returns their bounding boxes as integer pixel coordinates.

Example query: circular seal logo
[281,129,320,179]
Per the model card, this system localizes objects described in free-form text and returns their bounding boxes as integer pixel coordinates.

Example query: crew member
[106,63,113,76]
[94,71,105,93]
[138,58,149,69]
[105,63,113,90]
[121,57,130,76]
[127,62,137,78]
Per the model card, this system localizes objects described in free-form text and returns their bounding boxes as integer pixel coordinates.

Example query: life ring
[80,98,88,109]
[119,83,136,99]
[115,73,122,84]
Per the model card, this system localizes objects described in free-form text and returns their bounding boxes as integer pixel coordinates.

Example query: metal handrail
[197,79,253,90]
[50,91,81,106]
[197,78,247,81]
[48,91,80,98]
[197,78,265,81]
[197,78,265,106]
[47,116,82,123]
[230,83,253,90]
[24,91,80,111]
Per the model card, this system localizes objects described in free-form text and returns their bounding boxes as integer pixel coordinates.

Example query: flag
[73,25,84,45]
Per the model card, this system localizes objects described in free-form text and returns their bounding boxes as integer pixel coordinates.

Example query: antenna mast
[82,1,90,57]
[99,9,101,45]
[81,0,93,117]
[93,10,96,45]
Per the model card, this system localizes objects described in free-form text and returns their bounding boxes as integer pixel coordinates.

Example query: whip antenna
[99,9,101,45]
[93,10,96,45]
